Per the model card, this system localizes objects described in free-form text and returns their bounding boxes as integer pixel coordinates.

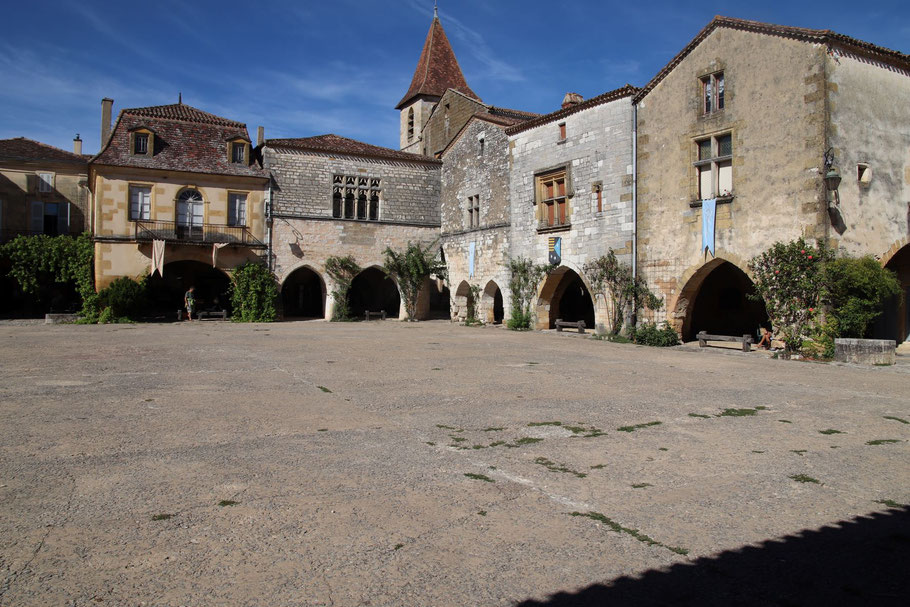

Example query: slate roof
[0,137,88,165]
[634,16,910,103]
[505,85,639,136]
[396,16,480,109]
[266,134,441,165]
[92,103,266,178]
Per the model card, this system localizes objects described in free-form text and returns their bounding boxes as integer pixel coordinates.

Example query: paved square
[1,321,908,606]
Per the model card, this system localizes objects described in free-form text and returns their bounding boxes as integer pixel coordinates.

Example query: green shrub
[383,241,446,321]
[823,256,901,338]
[631,322,680,347]
[324,255,361,321]
[98,276,146,320]
[507,258,548,330]
[230,263,278,322]
[583,250,662,336]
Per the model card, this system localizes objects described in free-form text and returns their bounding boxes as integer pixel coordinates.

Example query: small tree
[230,262,278,322]
[749,238,833,353]
[507,257,549,330]
[325,255,361,321]
[382,241,446,321]
[583,250,662,335]
[823,256,901,338]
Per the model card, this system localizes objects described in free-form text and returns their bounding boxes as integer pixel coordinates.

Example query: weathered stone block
[834,338,896,365]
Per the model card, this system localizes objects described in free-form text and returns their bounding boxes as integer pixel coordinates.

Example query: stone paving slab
[0,320,908,606]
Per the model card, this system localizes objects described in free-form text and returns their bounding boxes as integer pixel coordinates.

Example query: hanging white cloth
[151,240,165,277]
[212,243,229,268]
[701,199,716,257]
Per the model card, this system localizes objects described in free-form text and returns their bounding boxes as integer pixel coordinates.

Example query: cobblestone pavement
[1,320,908,606]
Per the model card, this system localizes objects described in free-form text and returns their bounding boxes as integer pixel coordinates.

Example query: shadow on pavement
[515,506,909,607]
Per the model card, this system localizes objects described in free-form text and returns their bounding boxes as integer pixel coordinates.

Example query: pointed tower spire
[395,12,479,109]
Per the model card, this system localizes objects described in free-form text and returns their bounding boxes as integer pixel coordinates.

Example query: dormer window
[231,141,247,164]
[130,129,153,156]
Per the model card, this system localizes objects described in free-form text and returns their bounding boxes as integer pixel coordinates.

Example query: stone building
[0,137,89,242]
[507,86,638,331]
[261,134,444,320]
[89,99,269,314]
[440,113,519,324]
[634,17,910,341]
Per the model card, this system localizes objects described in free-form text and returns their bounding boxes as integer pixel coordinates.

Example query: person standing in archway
[184,286,196,322]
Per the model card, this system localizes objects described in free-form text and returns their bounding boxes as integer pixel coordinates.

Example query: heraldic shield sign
[548,237,561,266]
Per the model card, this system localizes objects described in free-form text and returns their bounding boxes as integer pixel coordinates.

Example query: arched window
[344,191,355,219]
[369,193,379,221]
[332,190,342,218]
[176,189,204,239]
[407,108,414,141]
[357,192,367,219]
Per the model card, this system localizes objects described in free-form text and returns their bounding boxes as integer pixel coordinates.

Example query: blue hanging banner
[702,199,716,257]
[548,237,561,266]
[468,241,476,278]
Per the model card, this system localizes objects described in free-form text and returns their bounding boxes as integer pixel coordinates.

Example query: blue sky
[1,0,907,155]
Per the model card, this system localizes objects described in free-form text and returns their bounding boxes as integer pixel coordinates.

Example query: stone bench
[555,319,585,334]
[45,313,79,325]
[697,331,754,352]
[364,310,387,321]
[834,338,895,365]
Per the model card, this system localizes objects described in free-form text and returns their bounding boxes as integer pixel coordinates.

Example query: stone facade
[421,89,486,158]
[0,139,89,242]
[263,143,443,320]
[508,90,636,330]
[440,117,512,322]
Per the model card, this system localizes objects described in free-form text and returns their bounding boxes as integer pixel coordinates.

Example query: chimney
[257,126,264,146]
[561,92,583,109]
[73,134,82,155]
[101,98,114,145]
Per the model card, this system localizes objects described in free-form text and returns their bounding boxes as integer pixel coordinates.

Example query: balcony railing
[134,220,264,247]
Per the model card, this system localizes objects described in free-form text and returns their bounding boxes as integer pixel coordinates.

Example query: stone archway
[348,267,401,319]
[676,259,768,342]
[536,266,595,330]
[453,280,472,322]
[281,265,326,319]
[482,280,504,325]
[873,243,910,342]
[146,260,232,318]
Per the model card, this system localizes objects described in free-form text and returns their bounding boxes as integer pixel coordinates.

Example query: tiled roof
[266,134,441,164]
[396,16,480,109]
[119,103,247,128]
[0,137,87,165]
[634,16,910,103]
[91,103,266,178]
[505,85,639,136]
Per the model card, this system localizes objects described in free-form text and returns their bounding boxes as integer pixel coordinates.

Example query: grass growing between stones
[866,439,901,445]
[436,424,457,430]
[464,473,494,483]
[617,421,662,432]
[393,543,404,550]
[790,450,808,456]
[631,483,653,489]
[218,500,239,507]
[510,437,544,446]
[874,499,904,507]
[883,416,908,424]
[818,429,843,435]
[528,421,562,427]
[590,464,606,469]
[789,474,820,484]
[534,457,587,478]
[570,511,688,556]
[717,408,760,417]
[477,510,487,516]
[317,386,332,393]
[151,513,173,521]
[688,413,711,419]
[778,419,793,424]
[483,427,505,432]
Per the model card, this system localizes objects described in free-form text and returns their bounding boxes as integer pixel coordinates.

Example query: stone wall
[399,97,437,153]
[636,28,828,329]
[422,89,485,158]
[264,147,441,224]
[509,95,635,329]
[826,50,910,260]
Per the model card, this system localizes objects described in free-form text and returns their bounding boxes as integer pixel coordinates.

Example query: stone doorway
[282,266,325,319]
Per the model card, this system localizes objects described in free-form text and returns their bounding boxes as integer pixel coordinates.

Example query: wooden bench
[696,331,754,352]
[555,319,586,334]
[178,309,228,321]
[364,310,387,321]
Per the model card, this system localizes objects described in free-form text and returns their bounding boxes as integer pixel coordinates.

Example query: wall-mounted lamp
[823,148,842,191]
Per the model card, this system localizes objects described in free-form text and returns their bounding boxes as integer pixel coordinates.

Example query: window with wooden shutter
[228,193,247,226]
[536,169,570,230]
[37,173,54,193]
[694,133,733,200]
[30,201,43,233]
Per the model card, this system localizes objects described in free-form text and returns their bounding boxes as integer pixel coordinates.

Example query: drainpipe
[631,102,639,327]
[266,180,273,273]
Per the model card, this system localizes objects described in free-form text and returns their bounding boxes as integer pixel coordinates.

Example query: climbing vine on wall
[382,241,447,321]
[507,257,549,330]
[325,255,361,321]
[583,249,662,336]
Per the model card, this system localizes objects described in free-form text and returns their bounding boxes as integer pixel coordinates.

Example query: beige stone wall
[400,98,437,153]
[442,229,511,322]
[636,28,828,328]
[826,50,910,260]
[272,218,441,320]
[92,167,267,240]
[422,90,485,157]
[0,162,89,237]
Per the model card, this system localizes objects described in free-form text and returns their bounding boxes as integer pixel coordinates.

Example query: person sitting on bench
[756,326,772,349]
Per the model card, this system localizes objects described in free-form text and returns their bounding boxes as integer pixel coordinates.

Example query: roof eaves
[506,85,639,136]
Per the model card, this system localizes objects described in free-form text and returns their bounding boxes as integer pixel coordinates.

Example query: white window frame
[228,192,247,226]
[231,142,246,164]
[129,185,151,221]
[37,172,54,193]
[694,133,733,200]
